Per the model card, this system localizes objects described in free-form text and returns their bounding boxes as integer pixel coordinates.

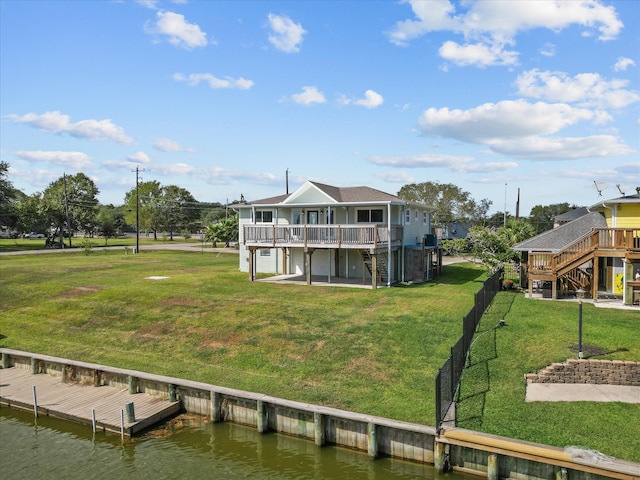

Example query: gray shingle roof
[513,211,607,253]
[243,181,404,206]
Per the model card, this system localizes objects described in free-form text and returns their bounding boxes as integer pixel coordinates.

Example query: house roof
[589,191,640,209]
[240,181,410,207]
[554,207,588,223]
[513,211,607,253]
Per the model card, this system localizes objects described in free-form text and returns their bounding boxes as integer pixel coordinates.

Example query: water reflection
[1,408,469,479]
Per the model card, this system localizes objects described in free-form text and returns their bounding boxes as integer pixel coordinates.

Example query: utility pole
[134,166,145,253]
[286,168,289,195]
[63,173,72,248]
[503,183,507,228]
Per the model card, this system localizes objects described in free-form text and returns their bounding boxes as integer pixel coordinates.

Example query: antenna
[593,180,608,197]
[616,184,626,197]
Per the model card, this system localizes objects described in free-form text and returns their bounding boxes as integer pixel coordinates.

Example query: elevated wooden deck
[0,367,181,436]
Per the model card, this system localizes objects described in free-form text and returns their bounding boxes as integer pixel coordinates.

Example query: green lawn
[0,249,638,461]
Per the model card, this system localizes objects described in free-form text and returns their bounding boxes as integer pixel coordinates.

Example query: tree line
[1,164,578,265]
[0,162,239,246]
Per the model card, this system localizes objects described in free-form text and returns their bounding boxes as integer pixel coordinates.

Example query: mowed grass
[1,250,639,461]
[0,249,485,424]
[459,292,640,461]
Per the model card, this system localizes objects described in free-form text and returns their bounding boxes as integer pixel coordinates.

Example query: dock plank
[0,367,181,435]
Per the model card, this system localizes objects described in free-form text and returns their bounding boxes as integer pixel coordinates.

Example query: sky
[1,0,639,217]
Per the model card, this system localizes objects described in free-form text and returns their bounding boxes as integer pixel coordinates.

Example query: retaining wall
[525,359,640,386]
[1,348,638,480]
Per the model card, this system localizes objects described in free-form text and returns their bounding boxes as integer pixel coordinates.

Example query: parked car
[27,233,45,239]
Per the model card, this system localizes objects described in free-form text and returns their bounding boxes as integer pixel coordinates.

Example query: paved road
[0,243,238,256]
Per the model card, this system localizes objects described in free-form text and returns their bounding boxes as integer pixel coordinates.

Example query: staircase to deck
[528,228,640,297]
[360,250,389,284]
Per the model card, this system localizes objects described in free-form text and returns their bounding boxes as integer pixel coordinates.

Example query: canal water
[0,408,472,479]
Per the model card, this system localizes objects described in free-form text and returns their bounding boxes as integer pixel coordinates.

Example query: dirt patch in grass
[160,297,205,308]
[345,356,390,382]
[58,285,102,298]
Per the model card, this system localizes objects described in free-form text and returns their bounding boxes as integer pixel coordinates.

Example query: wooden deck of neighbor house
[0,367,181,436]
[526,228,640,301]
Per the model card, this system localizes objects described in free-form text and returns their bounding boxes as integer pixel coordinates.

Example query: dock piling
[32,385,38,417]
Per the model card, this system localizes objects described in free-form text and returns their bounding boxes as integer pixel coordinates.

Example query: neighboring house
[514,190,640,305]
[237,181,437,288]
[553,207,588,228]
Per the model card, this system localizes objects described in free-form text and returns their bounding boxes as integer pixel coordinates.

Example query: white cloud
[454,161,518,173]
[146,11,208,49]
[16,150,91,169]
[539,43,556,57]
[136,0,159,9]
[614,57,636,72]
[290,86,326,106]
[173,72,253,89]
[154,162,196,175]
[516,69,640,109]
[439,40,518,67]
[153,137,193,152]
[341,89,385,108]
[6,111,133,145]
[369,153,517,175]
[374,171,416,184]
[369,153,474,168]
[491,135,635,160]
[267,13,306,53]
[127,151,151,164]
[418,100,604,143]
[388,0,623,67]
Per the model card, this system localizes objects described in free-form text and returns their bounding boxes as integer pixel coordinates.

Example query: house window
[292,210,302,224]
[260,249,270,256]
[255,210,273,223]
[357,209,383,223]
[423,212,428,225]
[405,209,411,224]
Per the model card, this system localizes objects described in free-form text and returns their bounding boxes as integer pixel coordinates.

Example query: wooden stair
[360,250,388,284]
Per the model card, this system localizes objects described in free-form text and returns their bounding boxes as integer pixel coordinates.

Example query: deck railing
[529,228,640,275]
[243,224,403,249]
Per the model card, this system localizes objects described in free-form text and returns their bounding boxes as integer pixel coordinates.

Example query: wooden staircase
[360,250,388,284]
[527,227,640,298]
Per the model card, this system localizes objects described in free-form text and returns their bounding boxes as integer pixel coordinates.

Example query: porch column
[248,247,256,281]
[305,249,314,285]
[551,280,557,299]
[592,256,599,302]
[281,247,287,275]
[371,253,378,289]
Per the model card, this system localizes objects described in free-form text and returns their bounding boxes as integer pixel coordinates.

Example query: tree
[527,203,575,234]
[41,173,99,247]
[205,214,238,247]
[465,219,535,273]
[397,182,491,227]
[158,185,199,240]
[15,192,48,235]
[0,161,19,229]
[96,205,127,245]
[124,180,163,240]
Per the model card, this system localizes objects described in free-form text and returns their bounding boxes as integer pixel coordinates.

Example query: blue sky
[1,0,638,216]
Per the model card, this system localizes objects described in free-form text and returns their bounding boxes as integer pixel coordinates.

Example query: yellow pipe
[442,429,574,463]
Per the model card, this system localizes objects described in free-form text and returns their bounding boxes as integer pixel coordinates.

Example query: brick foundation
[525,359,640,386]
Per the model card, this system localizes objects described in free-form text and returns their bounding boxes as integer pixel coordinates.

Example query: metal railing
[435,268,502,432]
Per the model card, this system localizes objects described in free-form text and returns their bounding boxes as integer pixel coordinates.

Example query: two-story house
[237,181,437,288]
[514,189,640,305]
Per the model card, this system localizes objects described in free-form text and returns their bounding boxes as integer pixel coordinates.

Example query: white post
[32,385,38,417]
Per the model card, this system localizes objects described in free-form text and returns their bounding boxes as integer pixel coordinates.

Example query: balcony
[243,224,403,250]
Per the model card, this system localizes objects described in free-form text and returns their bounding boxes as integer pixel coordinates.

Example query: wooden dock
[0,367,181,435]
